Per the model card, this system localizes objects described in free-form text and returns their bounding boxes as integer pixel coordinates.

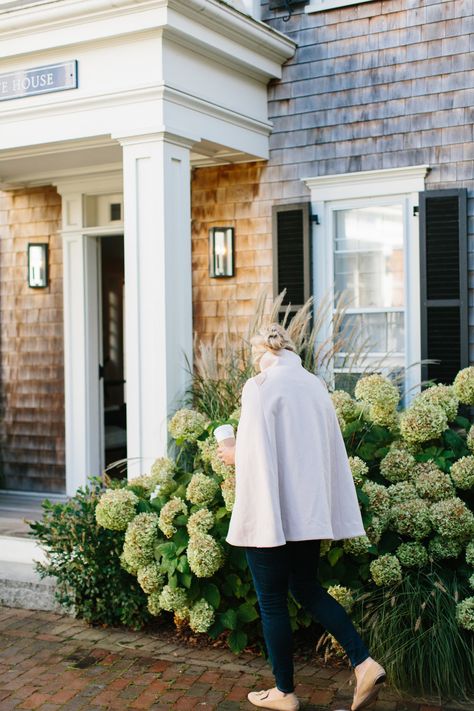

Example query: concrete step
[0,534,65,613]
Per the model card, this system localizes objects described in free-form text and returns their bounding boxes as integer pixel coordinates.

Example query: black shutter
[419,188,468,385]
[272,203,311,319]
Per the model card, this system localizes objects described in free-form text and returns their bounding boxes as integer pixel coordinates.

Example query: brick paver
[0,607,472,710]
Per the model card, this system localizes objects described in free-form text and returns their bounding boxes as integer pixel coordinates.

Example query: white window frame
[305,0,374,12]
[302,165,430,402]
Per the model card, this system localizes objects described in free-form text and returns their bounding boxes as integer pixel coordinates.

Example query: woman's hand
[217,441,236,466]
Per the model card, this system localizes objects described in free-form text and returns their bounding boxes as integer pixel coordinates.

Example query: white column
[119,132,194,479]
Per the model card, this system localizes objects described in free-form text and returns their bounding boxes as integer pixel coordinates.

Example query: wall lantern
[28,243,49,288]
[209,227,234,278]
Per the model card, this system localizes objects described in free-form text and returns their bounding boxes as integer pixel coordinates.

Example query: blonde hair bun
[252,322,295,353]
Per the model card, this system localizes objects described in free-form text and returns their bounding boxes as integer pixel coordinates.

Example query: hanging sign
[0,61,78,102]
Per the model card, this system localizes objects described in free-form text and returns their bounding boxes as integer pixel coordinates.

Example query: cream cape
[225,348,366,547]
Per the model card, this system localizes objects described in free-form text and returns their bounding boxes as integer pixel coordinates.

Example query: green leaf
[176,556,190,573]
[179,573,193,589]
[155,542,176,560]
[207,618,225,640]
[357,488,370,506]
[228,629,247,654]
[202,583,221,609]
[237,602,259,623]
[327,547,344,567]
[455,415,471,430]
[220,609,237,630]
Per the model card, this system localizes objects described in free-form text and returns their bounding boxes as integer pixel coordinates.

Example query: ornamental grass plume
[413,384,459,422]
[327,584,354,612]
[95,489,139,531]
[187,508,214,536]
[414,462,455,501]
[168,408,209,443]
[189,599,215,633]
[456,596,474,632]
[453,366,474,405]
[158,584,188,612]
[187,532,224,578]
[450,456,474,490]
[342,535,372,556]
[348,456,368,486]
[370,553,402,586]
[158,497,188,538]
[399,400,448,444]
[391,498,431,540]
[428,535,463,561]
[380,448,415,483]
[122,512,160,572]
[396,541,428,569]
[137,564,166,594]
[429,498,474,541]
[221,474,236,511]
[197,438,234,479]
[186,472,219,506]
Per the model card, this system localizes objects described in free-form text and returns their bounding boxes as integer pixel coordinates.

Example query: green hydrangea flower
[122,512,160,572]
[365,515,386,545]
[450,456,474,490]
[466,541,474,566]
[396,541,428,568]
[149,457,177,497]
[370,554,402,586]
[429,498,474,541]
[467,425,474,454]
[331,391,360,428]
[387,481,418,506]
[391,498,431,540]
[453,367,474,405]
[456,597,474,632]
[342,535,371,557]
[362,480,391,519]
[428,535,463,561]
[366,404,400,431]
[469,573,474,590]
[197,438,234,479]
[399,401,448,444]
[169,408,209,443]
[320,539,332,556]
[221,475,235,512]
[188,599,215,633]
[413,384,459,422]
[137,564,166,594]
[414,462,455,501]
[95,489,139,531]
[348,456,368,486]
[186,472,219,506]
[327,584,354,612]
[187,532,224,578]
[148,591,163,617]
[229,407,241,421]
[355,374,400,409]
[158,584,188,612]
[187,508,214,536]
[380,448,415,483]
[158,497,188,538]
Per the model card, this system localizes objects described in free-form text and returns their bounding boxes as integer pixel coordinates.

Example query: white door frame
[55,171,124,496]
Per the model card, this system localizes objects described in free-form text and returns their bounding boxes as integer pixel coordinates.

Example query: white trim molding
[306,0,373,12]
[303,165,430,402]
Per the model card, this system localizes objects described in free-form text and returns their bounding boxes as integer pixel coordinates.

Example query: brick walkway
[0,607,471,711]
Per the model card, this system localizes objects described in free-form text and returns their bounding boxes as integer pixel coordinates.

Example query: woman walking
[217,323,386,711]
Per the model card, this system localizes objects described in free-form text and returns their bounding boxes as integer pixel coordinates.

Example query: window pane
[334,205,404,308]
[334,311,405,370]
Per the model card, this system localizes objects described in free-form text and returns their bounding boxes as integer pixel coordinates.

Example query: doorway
[100,235,126,474]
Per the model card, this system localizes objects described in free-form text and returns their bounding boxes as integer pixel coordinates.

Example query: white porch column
[118,132,194,479]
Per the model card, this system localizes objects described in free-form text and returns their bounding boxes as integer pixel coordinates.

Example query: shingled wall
[192,0,474,350]
[0,187,65,493]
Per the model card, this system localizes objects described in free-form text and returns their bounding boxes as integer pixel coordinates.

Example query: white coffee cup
[214,424,235,444]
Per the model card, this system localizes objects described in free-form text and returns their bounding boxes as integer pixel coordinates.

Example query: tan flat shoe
[248,686,300,710]
[351,659,386,711]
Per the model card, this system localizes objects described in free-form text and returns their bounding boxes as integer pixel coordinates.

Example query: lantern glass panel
[28,243,48,288]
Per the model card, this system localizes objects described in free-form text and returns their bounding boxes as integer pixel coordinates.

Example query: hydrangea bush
[76,369,474,689]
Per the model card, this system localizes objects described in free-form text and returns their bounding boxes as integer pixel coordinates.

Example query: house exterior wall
[0,187,65,493]
[192,0,474,355]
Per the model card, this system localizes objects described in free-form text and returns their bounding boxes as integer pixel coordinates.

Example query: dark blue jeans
[245,540,370,693]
